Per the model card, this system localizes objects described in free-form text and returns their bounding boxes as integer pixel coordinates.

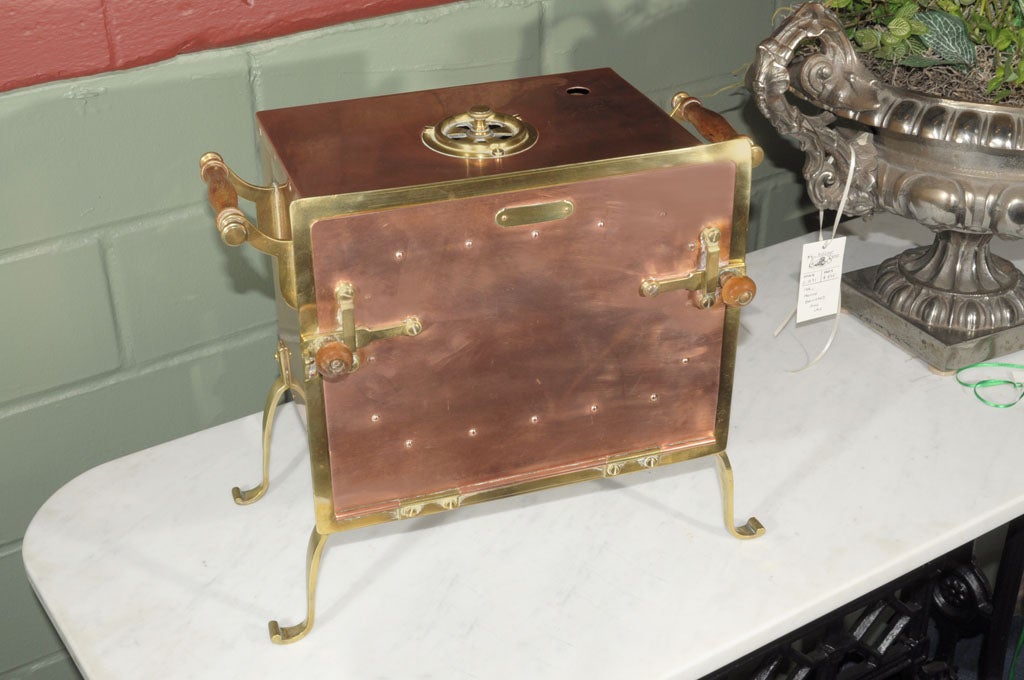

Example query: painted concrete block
[0,329,276,546]
[0,0,111,93]
[108,206,277,364]
[105,0,452,71]
[250,0,542,111]
[0,242,120,405]
[4,654,82,680]
[541,0,774,99]
[0,50,258,252]
[0,551,64,675]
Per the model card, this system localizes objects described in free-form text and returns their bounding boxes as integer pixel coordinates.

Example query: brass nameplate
[495,200,574,227]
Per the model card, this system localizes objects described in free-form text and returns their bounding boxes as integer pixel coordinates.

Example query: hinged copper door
[306,161,738,521]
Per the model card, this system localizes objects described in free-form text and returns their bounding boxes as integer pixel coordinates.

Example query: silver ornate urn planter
[748,2,1024,369]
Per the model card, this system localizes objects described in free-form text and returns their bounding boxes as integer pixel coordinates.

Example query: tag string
[955,361,1024,408]
[774,140,863,372]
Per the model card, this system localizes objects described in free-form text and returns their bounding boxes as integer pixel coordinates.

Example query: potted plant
[747,0,1024,369]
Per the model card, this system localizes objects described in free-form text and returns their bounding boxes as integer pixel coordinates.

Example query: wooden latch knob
[315,342,355,378]
[721,275,757,307]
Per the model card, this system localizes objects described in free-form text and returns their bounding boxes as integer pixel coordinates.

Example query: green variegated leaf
[889,17,912,38]
[901,54,947,66]
[994,28,1014,51]
[894,2,918,19]
[909,18,928,35]
[881,30,903,46]
[918,11,976,65]
[854,28,882,50]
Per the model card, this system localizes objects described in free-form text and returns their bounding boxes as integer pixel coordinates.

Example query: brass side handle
[200,152,256,246]
[671,92,764,167]
[198,151,297,308]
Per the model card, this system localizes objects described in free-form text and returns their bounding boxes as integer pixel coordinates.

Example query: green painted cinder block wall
[0,1,808,676]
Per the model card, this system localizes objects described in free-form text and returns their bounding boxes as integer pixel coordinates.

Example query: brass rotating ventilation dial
[422,105,538,159]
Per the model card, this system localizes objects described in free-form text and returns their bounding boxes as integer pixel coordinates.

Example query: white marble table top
[24,215,1024,680]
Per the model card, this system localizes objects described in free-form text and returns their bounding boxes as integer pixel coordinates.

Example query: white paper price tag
[797,236,846,324]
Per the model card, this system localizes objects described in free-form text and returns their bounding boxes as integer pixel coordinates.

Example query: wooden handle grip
[721,275,757,308]
[199,152,250,246]
[200,152,238,213]
[671,93,764,167]
[316,342,355,379]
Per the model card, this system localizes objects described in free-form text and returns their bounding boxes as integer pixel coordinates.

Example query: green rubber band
[1010,617,1024,680]
[955,362,1024,409]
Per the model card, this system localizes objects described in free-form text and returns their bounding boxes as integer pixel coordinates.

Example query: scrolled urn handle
[200,152,257,246]
[671,93,764,167]
[746,2,879,216]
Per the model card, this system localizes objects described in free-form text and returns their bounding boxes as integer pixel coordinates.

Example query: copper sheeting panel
[309,162,736,519]
[256,68,701,198]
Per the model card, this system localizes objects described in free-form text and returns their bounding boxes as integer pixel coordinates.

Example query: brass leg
[269,527,329,644]
[232,342,293,505]
[715,451,766,540]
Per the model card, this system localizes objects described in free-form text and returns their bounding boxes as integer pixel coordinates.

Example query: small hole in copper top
[566,86,591,95]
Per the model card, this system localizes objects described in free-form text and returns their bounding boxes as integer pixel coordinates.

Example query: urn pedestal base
[842,265,1024,371]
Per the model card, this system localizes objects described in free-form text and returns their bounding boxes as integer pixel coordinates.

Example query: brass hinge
[303,281,422,379]
[397,490,462,519]
[639,225,756,309]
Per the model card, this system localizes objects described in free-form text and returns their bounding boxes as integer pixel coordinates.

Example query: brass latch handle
[640,226,756,309]
[306,282,423,380]
[670,92,764,168]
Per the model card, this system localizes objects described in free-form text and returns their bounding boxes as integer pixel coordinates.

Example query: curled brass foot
[715,451,766,540]
[270,527,329,644]
[233,342,295,505]
[232,373,287,505]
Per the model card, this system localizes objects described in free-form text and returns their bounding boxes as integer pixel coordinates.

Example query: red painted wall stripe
[0,0,451,94]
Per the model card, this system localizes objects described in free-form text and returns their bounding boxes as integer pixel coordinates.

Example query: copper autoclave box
[201,68,764,643]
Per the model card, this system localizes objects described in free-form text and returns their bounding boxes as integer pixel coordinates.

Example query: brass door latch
[304,282,422,379]
[640,226,756,309]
